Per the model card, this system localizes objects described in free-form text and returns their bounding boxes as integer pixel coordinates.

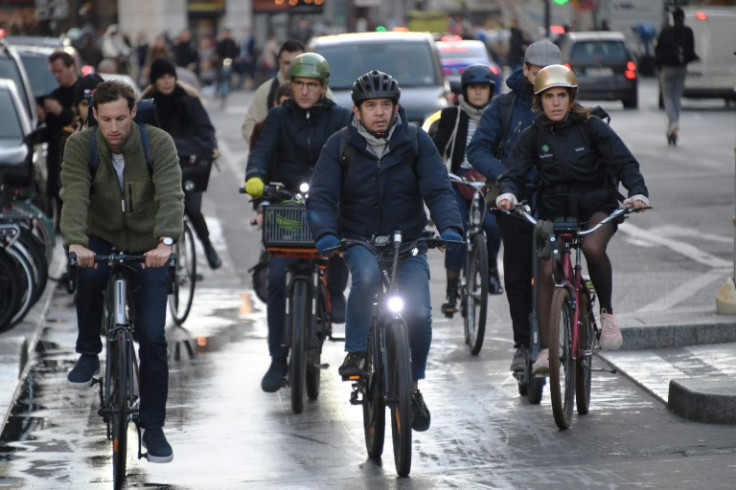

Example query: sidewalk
[2,245,736,431]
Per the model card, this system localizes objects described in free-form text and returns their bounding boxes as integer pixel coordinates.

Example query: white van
[681,6,736,104]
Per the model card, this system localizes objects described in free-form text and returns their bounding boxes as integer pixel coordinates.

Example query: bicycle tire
[363,322,385,458]
[386,319,412,477]
[0,249,22,331]
[10,200,55,265]
[111,329,129,490]
[16,228,48,304]
[6,246,34,329]
[527,376,545,405]
[549,287,575,430]
[463,233,489,355]
[306,281,327,400]
[168,222,196,325]
[575,289,594,415]
[289,280,309,414]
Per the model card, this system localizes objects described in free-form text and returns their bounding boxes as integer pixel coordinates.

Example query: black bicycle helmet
[351,70,401,106]
[461,63,495,105]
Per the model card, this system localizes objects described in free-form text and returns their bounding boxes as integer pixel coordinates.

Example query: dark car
[0,78,45,192]
[436,38,503,98]
[308,31,451,125]
[557,31,638,109]
[0,40,39,126]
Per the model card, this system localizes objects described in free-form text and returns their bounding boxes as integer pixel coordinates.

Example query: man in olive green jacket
[60,80,184,463]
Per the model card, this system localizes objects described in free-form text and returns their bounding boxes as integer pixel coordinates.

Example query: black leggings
[184,190,210,244]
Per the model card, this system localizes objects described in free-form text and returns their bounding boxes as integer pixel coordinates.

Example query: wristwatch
[160,237,174,247]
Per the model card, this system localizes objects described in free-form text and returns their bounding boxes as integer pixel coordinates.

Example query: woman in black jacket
[432,64,502,319]
[497,64,650,374]
[143,57,221,269]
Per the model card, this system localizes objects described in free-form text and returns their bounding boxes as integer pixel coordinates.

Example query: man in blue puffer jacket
[307,70,463,432]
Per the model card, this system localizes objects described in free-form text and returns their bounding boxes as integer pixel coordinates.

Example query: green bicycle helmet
[288,52,330,84]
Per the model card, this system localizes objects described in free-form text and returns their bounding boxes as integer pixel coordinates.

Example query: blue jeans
[445,186,501,271]
[75,237,169,430]
[344,245,432,381]
[267,254,348,359]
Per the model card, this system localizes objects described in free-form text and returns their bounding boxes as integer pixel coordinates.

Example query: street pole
[544,0,551,38]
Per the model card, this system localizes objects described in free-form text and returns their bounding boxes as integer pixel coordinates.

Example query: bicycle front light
[387,295,404,313]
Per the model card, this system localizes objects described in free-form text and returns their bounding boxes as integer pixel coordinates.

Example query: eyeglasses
[293,80,322,92]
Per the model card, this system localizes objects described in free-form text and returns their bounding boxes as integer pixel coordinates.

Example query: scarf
[458,95,486,124]
[352,113,401,159]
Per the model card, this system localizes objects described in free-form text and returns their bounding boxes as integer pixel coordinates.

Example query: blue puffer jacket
[307,108,461,242]
[467,69,537,185]
[245,97,352,191]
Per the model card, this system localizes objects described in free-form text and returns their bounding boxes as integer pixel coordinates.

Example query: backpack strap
[88,122,153,180]
[265,77,280,110]
[494,91,518,158]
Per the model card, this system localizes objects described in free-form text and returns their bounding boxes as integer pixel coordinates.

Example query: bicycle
[168,217,196,325]
[324,231,460,477]
[492,203,546,404]
[67,250,176,489]
[510,204,648,429]
[246,184,339,414]
[448,172,489,355]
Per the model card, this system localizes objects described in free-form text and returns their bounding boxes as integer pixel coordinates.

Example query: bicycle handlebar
[322,233,464,257]
[66,251,177,295]
[492,203,651,234]
[448,172,487,190]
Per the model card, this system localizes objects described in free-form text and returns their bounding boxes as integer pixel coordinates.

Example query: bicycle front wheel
[168,222,196,325]
[549,287,575,430]
[306,281,327,400]
[575,288,594,415]
[363,323,385,459]
[111,330,129,489]
[289,280,309,414]
[463,233,488,355]
[386,319,412,477]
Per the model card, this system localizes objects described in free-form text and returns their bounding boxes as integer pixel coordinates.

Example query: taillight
[442,67,452,76]
[625,60,637,79]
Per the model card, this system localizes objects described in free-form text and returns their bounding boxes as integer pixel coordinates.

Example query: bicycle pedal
[317,363,329,370]
[341,373,363,382]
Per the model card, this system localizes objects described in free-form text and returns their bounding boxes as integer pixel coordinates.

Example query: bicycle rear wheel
[168,222,196,325]
[463,233,488,355]
[363,323,385,459]
[0,249,22,331]
[386,319,412,477]
[576,289,594,415]
[111,330,129,490]
[549,288,575,430]
[289,280,309,414]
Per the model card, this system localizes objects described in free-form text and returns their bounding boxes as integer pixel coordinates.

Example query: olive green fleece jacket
[60,123,184,253]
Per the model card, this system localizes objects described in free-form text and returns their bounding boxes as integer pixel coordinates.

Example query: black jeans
[184,190,211,244]
[497,212,533,348]
[75,237,169,429]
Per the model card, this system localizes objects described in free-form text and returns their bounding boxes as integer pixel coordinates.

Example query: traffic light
[553,0,569,4]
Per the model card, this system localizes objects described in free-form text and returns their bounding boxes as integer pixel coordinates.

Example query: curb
[620,322,736,350]
[668,378,736,424]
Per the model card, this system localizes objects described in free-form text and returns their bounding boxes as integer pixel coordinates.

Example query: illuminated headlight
[299,182,310,194]
[387,295,404,313]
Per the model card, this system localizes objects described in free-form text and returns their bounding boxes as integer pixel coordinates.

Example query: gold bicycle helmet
[533,64,578,95]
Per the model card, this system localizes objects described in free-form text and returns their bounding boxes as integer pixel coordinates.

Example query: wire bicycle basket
[262,203,314,248]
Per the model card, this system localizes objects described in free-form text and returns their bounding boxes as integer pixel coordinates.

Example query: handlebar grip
[166,253,177,295]
[66,252,78,294]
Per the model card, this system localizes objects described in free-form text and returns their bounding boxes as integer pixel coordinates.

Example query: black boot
[441,278,459,318]
[203,240,222,269]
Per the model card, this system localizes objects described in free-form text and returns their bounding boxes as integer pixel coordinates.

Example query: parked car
[0,40,39,126]
[436,38,502,98]
[308,31,451,125]
[0,78,46,195]
[556,31,638,109]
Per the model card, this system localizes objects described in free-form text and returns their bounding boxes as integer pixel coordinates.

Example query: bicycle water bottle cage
[552,217,578,233]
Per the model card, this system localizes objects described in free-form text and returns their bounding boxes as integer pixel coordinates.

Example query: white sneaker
[532,348,549,376]
[599,309,623,350]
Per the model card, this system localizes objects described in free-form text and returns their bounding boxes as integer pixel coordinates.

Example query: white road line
[217,137,244,178]
[636,270,724,312]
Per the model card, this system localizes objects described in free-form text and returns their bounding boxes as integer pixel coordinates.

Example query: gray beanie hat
[524,40,562,67]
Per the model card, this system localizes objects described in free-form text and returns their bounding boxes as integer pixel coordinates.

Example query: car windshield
[317,41,439,90]
[19,54,58,97]
[570,41,628,64]
[0,89,23,139]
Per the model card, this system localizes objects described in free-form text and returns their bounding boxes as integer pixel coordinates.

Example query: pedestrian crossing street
[599,343,736,404]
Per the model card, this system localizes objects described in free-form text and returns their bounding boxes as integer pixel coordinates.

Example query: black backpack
[88,99,159,180]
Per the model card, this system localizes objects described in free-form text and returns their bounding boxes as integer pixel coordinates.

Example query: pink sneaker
[532,348,549,376]
[599,309,623,350]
